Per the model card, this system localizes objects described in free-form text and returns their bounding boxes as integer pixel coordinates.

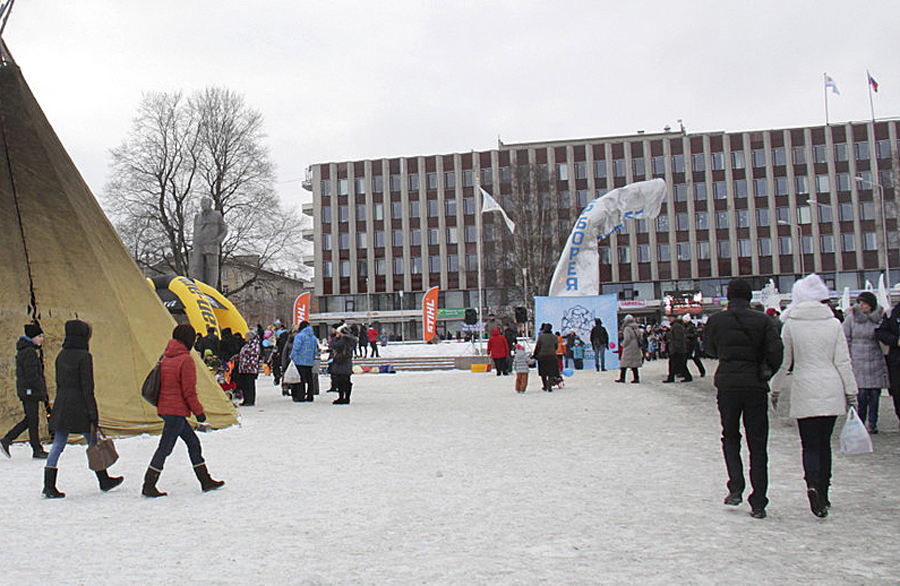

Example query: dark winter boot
[193,462,225,492]
[32,448,49,459]
[615,368,626,383]
[820,482,831,510]
[95,469,124,492]
[141,466,167,498]
[807,487,827,518]
[42,466,66,499]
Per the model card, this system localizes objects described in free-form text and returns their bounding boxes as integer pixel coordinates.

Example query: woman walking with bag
[616,315,642,383]
[533,323,560,392]
[843,291,888,434]
[770,275,858,518]
[142,324,224,497]
[43,320,123,498]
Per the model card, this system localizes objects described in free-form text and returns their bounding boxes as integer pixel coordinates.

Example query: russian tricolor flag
[868,72,879,93]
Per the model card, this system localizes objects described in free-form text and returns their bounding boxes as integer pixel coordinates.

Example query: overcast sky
[5,1,900,207]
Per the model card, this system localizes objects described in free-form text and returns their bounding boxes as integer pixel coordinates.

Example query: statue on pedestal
[189,197,228,285]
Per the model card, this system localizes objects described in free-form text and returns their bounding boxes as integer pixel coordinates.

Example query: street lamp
[856,175,891,287]
[776,218,804,275]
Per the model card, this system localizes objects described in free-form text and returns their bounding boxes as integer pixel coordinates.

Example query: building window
[444,171,456,189]
[595,160,607,179]
[758,238,772,257]
[614,159,626,177]
[559,190,571,209]
[409,173,420,191]
[618,246,630,263]
[322,233,332,250]
[447,254,459,272]
[839,202,853,222]
[813,145,827,164]
[732,151,745,169]
[671,154,685,173]
[776,207,790,224]
[833,143,848,162]
[339,206,349,223]
[674,183,687,202]
[393,257,404,274]
[322,206,331,224]
[356,204,366,222]
[694,182,707,201]
[408,200,421,218]
[778,236,792,255]
[795,176,809,195]
[425,228,437,246]
[576,190,590,207]
[636,219,649,233]
[632,158,645,177]
[836,173,851,192]
[657,243,670,262]
[651,156,665,175]
[819,205,833,223]
[772,147,786,166]
[774,177,788,196]
[737,239,751,257]
[716,211,729,229]
[337,178,349,196]
[713,181,727,200]
[855,142,870,161]
[677,242,691,260]
[734,179,748,199]
[340,260,350,277]
[390,174,401,192]
[373,176,383,193]
[752,149,766,168]
[801,235,813,254]
[391,202,402,219]
[446,198,457,216]
[320,180,332,196]
[465,225,477,243]
[322,261,332,278]
[841,233,856,252]
[861,201,875,220]
[876,139,892,159]
[374,230,385,247]
[446,226,458,244]
[557,163,569,181]
[676,212,689,231]
[816,174,830,193]
[599,247,611,264]
[574,161,586,180]
[356,232,367,248]
[792,146,806,165]
[657,214,669,232]
[375,258,386,275]
[410,257,422,274]
[691,153,706,172]
[711,152,725,170]
[820,234,835,253]
[429,256,441,273]
[696,211,709,229]
[754,178,768,197]
[428,199,439,217]
[355,177,366,194]
[736,209,749,228]
[410,229,422,246]
[357,260,368,277]
[863,232,877,250]
[757,208,770,227]
[718,241,730,257]
[426,172,437,190]
[392,230,403,247]
[373,203,384,221]
[637,244,651,262]
[464,197,475,215]
[697,241,710,259]
[462,170,474,187]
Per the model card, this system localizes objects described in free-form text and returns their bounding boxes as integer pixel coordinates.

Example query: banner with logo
[422,286,439,342]
[534,294,619,370]
[293,292,310,326]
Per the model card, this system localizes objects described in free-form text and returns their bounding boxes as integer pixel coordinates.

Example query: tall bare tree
[104,87,304,294]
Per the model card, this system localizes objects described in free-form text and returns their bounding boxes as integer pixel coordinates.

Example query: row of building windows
[601,232,879,264]
[321,139,897,196]
[322,253,493,278]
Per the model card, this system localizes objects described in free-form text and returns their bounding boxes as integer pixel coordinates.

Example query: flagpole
[824,72,830,126]
[867,70,876,124]
[475,173,484,354]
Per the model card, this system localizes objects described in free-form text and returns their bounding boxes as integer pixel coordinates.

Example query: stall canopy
[0,42,237,437]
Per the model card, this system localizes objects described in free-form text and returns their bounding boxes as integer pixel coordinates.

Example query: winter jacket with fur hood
[620,321,643,369]
[771,301,858,419]
[50,320,98,433]
[842,305,889,389]
[16,336,47,401]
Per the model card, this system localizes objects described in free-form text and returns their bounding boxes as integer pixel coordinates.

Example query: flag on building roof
[825,74,841,95]
[479,187,515,234]
[868,71,879,93]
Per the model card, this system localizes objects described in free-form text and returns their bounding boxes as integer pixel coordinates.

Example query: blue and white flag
[480,187,515,234]
[825,74,841,95]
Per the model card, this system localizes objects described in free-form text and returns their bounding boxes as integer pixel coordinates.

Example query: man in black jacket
[875,300,900,428]
[704,278,784,519]
[1,324,49,459]
[590,319,609,371]
[663,315,691,383]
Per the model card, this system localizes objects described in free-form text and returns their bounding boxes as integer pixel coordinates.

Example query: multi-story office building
[304,120,899,337]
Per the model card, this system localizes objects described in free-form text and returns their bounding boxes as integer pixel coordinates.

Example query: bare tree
[104,88,304,294]
[501,164,568,309]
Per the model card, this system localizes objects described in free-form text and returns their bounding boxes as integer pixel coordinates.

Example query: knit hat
[24,324,43,339]
[726,278,752,301]
[765,308,778,317]
[857,291,878,310]
[172,324,196,349]
[791,273,830,304]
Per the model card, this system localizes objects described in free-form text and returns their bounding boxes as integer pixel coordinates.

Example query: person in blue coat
[290,321,319,402]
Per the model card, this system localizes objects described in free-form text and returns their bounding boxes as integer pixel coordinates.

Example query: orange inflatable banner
[422,286,439,342]
[293,292,310,325]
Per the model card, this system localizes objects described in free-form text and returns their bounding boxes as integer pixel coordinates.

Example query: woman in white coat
[770,274,858,518]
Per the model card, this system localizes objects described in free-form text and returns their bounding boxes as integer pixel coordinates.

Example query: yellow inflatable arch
[148,275,249,336]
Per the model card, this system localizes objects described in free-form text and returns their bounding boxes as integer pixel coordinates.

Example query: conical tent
[0,45,237,437]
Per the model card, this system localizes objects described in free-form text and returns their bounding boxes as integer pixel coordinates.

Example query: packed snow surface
[2,359,898,585]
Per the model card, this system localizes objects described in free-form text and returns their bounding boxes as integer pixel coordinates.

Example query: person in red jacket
[142,324,224,497]
[487,328,511,376]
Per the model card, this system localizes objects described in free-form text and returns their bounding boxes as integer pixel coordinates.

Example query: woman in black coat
[43,320,123,498]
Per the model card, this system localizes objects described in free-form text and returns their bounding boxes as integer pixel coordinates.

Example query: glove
[196,412,207,423]
[846,395,858,411]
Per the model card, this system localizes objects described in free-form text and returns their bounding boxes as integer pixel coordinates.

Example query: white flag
[480,187,515,234]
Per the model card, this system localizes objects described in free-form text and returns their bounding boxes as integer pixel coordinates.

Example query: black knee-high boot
[616,368,626,383]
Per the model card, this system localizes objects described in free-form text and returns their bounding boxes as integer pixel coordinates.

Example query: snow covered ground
[2,359,898,585]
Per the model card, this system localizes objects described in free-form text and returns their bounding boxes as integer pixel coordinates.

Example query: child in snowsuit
[512,344,530,393]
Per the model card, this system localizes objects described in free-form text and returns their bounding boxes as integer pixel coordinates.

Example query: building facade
[305,120,900,336]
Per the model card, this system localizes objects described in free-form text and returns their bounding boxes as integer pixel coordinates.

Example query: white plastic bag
[839,407,873,455]
[282,361,302,385]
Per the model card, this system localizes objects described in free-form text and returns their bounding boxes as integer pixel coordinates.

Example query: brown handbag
[86,426,119,471]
